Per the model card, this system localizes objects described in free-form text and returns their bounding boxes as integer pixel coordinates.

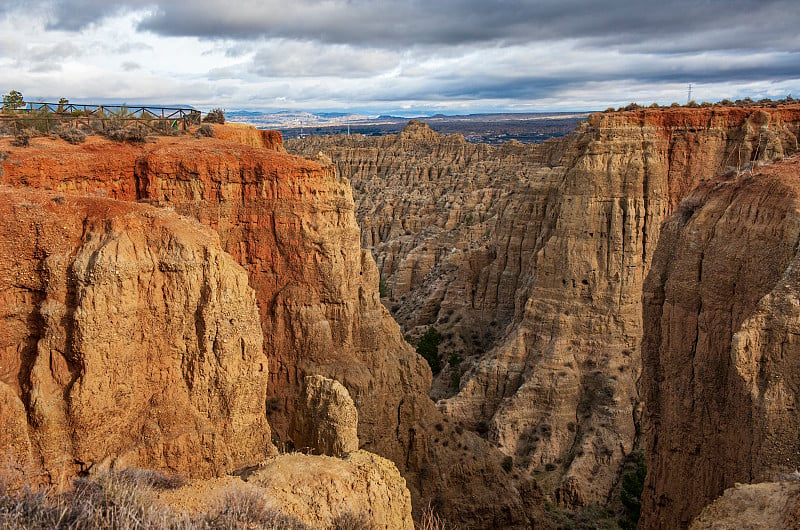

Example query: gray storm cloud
[25,0,799,52]
[0,0,798,110]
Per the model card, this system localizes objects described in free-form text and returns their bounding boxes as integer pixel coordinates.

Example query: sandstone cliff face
[0,185,271,486]
[641,156,800,528]
[1,133,539,528]
[288,107,800,505]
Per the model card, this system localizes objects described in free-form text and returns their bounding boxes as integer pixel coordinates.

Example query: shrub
[686,100,699,108]
[331,510,376,530]
[203,108,225,124]
[417,326,443,375]
[11,129,30,147]
[619,452,646,530]
[105,124,147,143]
[195,124,215,137]
[59,127,86,144]
[0,469,191,529]
[649,102,660,108]
[203,487,310,529]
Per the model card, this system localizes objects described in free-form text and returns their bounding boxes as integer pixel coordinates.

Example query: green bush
[619,451,646,530]
[2,90,23,112]
[203,108,225,124]
[417,326,442,375]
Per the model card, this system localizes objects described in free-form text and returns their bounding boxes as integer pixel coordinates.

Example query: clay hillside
[288,104,800,527]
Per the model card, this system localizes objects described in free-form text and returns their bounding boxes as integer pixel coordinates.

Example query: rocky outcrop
[288,106,800,505]
[157,450,415,530]
[291,375,359,456]
[690,480,800,530]
[211,123,286,152]
[0,185,272,486]
[1,134,539,528]
[247,451,414,530]
[641,156,800,528]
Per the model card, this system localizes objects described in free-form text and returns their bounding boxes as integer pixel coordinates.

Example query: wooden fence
[0,102,202,135]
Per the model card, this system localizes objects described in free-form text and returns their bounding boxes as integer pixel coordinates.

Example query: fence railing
[0,102,202,135]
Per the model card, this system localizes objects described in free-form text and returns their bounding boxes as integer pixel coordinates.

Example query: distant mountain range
[225,110,593,144]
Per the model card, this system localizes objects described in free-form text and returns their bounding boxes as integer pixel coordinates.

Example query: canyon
[2,104,800,528]
[288,105,800,520]
[0,127,540,528]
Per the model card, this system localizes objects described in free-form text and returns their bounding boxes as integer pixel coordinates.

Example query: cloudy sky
[1,0,798,114]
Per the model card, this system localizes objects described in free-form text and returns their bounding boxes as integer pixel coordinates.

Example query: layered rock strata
[0,185,271,486]
[641,156,800,528]
[288,107,800,505]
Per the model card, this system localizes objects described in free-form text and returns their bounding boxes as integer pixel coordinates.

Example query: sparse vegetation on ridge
[0,467,381,529]
[605,95,797,112]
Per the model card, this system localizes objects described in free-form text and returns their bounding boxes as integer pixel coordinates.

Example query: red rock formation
[0,185,271,486]
[641,156,800,528]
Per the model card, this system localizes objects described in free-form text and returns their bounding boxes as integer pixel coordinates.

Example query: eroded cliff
[288,106,800,505]
[0,185,271,486]
[641,156,800,528]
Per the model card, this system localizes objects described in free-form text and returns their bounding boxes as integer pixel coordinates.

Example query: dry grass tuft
[416,504,458,530]
[331,510,377,530]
